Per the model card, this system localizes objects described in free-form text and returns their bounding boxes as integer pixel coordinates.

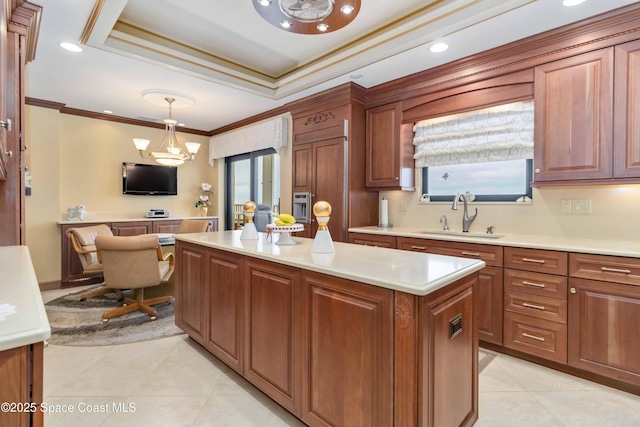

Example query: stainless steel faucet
[440,215,449,231]
[452,193,478,232]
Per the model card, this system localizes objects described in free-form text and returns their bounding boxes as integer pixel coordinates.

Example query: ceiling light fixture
[60,42,82,52]
[103,110,113,114]
[254,0,360,34]
[430,42,449,53]
[133,97,200,166]
[562,0,586,6]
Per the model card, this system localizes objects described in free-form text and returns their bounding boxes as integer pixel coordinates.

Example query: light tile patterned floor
[41,288,640,426]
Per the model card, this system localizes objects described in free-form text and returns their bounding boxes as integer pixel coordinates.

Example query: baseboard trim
[39,280,61,291]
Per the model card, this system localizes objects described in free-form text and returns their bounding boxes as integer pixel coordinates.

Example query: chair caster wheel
[150,316,157,321]
[80,298,86,301]
[102,318,109,323]
[122,303,128,307]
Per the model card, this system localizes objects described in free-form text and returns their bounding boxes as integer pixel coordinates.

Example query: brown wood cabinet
[614,39,640,178]
[365,102,415,190]
[0,342,44,427]
[111,221,152,236]
[293,138,345,240]
[244,258,301,415]
[568,253,640,386]
[205,248,243,374]
[347,232,396,248]
[503,247,568,363]
[397,237,504,345]
[152,219,182,234]
[174,238,480,427]
[533,48,614,183]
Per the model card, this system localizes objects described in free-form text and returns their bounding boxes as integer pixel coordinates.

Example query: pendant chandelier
[132,97,200,166]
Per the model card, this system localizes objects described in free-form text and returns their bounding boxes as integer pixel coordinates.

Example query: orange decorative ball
[313,201,331,217]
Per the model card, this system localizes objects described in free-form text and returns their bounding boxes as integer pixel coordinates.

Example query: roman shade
[413,101,534,168]
[208,116,288,164]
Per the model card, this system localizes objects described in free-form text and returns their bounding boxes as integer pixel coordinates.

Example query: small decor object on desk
[311,201,335,253]
[194,182,213,216]
[240,201,258,240]
[67,204,87,221]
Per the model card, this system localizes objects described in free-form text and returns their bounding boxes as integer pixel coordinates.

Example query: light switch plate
[561,199,572,214]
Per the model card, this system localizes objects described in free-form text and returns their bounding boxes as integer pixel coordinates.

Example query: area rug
[479,348,497,373]
[44,287,185,347]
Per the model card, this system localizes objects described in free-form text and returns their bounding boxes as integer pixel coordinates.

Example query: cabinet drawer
[397,237,503,267]
[504,311,567,364]
[504,247,567,275]
[504,269,567,300]
[348,233,396,248]
[569,253,640,286]
[505,290,567,323]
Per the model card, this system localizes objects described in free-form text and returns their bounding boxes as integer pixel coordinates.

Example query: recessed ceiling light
[280,20,292,29]
[350,74,363,80]
[317,23,329,32]
[257,0,271,5]
[59,42,82,52]
[340,5,354,14]
[430,42,449,53]
[563,0,586,6]
[103,110,113,114]
[178,123,186,127]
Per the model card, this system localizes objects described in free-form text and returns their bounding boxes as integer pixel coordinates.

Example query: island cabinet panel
[174,241,207,344]
[205,249,244,374]
[300,271,393,427]
[568,277,640,386]
[243,259,301,415]
[0,343,44,427]
[419,273,479,427]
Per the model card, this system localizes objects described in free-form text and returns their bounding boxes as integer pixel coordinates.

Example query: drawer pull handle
[600,267,631,274]
[522,281,546,288]
[461,251,481,256]
[522,302,545,310]
[522,258,545,264]
[522,332,545,342]
[410,245,426,250]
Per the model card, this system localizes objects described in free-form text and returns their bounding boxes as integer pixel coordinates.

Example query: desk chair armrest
[158,249,175,282]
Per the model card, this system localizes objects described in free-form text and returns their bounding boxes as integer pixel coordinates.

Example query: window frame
[421,159,533,202]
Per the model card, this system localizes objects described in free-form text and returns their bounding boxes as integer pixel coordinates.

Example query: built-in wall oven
[293,192,311,223]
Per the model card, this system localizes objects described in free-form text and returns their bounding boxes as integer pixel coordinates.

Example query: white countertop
[58,215,218,225]
[174,230,485,296]
[0,246,51,352]
[349,226,640,258]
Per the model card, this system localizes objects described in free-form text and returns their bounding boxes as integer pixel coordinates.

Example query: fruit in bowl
[274,213,296,226]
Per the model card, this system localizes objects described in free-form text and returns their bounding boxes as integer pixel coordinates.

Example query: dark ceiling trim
[25,97,210,137]
[8,1,42,63]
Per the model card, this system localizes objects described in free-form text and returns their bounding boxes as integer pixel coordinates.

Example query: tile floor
[41,288,640,427]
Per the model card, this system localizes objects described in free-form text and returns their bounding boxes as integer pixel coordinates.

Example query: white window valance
[413,101,534,168]
[208,116,288,164]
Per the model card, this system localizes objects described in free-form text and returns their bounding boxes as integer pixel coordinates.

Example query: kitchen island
[174,230,485,427]
[0,246,51,427]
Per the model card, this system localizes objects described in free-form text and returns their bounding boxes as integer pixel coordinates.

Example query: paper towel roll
[379,199,389,227]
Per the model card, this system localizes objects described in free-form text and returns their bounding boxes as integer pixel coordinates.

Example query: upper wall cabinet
[365,102,415,191]
[614,39,640,178]
[533,48,614,183]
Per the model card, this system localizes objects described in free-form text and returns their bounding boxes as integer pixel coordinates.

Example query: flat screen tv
[122,162,177,196]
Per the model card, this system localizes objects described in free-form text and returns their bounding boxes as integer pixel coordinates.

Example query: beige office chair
[66,224,122,300]
[177,219,213,233]
[95,234,174,323]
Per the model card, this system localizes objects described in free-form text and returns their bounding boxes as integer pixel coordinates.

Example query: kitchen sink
[417,231,503,239]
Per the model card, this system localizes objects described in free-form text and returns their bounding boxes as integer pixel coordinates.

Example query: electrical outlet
[572,199,592,214]
[398,201,407,212]
[561,199,572,214]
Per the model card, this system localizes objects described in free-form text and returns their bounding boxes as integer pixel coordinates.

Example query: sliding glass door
[225,149,280,230]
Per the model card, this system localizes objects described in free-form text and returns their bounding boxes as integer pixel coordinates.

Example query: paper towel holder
[378,222,393,228]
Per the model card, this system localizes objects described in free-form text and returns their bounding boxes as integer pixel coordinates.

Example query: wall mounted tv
[122,162,178,196]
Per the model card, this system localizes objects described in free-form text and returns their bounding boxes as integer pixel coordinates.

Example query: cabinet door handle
[410,245,426,250]
[522,281,546,288]
[522,302,545,310]
[461,251,481,256]
[600,267,631,274]
[522,332,545,342]
[522,258,545,264]
[570,287,576,294]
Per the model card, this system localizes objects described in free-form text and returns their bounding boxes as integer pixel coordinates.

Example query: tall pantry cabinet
[289,83,378,241]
